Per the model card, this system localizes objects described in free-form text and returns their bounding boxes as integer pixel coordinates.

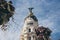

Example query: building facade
[20,8,38,40]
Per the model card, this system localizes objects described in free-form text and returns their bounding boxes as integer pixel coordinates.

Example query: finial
[28,8,34,16]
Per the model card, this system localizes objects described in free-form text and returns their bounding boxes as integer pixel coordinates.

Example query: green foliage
[0,0,15,25]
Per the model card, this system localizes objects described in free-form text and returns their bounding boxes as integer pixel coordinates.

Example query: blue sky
[0,0,60,40]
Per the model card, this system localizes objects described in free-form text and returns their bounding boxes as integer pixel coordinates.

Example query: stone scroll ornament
[35,26,52,40]
[0,0,15,31]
